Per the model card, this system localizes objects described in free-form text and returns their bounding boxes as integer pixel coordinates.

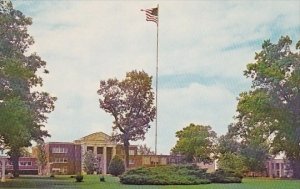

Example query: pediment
[75,132,112,143]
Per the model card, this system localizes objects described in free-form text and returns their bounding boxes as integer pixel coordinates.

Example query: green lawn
[0,175,299,189]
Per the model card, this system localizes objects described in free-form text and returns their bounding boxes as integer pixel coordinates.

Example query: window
[129,150,135,155]
[129,159,135,165]
[276,163,280,169]
[53,158,68,163]
[19,161,32,166]
[97,147,103,154]
[52,147,68,153]
[52,167,68,174]
[161,158,167,165]
[150,157,159,165]
[87,146,94,152]
[62,167,68,174]
[143,157,150,165]
[52,168,60,172]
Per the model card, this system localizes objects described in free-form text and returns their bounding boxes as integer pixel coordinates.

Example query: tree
[240,142,269,175]
[218,152,247,176]
[137,144,155,155]
[218,133,268,174]
[0,0,56,176]
[83,151,99,174]
[172,123,217,163]
[217,134,241,155]
[97,70,156,168]
[229,36,300,178]
[218,133,268,176]
[35,140,47,175]
[108,155,125,176]
[20,147,31,157]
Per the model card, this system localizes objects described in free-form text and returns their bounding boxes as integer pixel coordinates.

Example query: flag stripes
[141,7,158,24]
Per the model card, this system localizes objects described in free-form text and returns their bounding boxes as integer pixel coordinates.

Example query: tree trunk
[10,152,20,177]
[123,140,130,170]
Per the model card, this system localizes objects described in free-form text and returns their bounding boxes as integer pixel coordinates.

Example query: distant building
[0,156,38,175]
[128,155,169,168]
[33,132,139,175]
[127,154,216,172]
[266,157,293,178]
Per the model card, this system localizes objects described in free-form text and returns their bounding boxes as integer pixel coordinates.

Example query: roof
[74,131,114,144]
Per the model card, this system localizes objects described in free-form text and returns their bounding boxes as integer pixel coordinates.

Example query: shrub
[120,165,242,185]
[99,176,105,182]
[119,164,211,185]
[209,169,242,183]
[75,174,83,182]
[108,155,125,176]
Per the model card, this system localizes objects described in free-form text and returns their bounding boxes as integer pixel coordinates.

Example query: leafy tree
[240,142,269,174]
[20,147,31,157]
[137,144,155,155]
[217,134,241,155]
[172,123,217,163]
[0,0,56,176]
[83,151,99,174]
[218,133,268,176]
[0,97,33,176]
[97,70,156,168]
[217,152,247,176]
[108,155,125,176]
[229,36,300,178]
[217,134,244,174]
[35,140,47,175]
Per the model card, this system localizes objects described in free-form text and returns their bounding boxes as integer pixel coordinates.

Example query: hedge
[120,165,242,185]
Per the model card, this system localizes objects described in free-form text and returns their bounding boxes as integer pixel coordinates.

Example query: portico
[74,132,117,174]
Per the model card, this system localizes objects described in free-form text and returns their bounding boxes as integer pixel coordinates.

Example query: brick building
[0,156,38,175]
[36,132,139,175]
[44,142,81,175]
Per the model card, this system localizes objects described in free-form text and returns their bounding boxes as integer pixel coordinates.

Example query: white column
[81,144,86,173]
[279,163,282,178]
[93,146,97,156]
[102,147,107,174]
[1,159,5,182]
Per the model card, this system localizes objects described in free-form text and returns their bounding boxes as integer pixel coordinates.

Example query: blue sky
[12,0,300,154]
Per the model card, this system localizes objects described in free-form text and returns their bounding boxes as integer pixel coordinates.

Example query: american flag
[141,7,158,24]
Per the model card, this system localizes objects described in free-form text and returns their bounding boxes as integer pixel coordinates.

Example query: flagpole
[155,4,159,157]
